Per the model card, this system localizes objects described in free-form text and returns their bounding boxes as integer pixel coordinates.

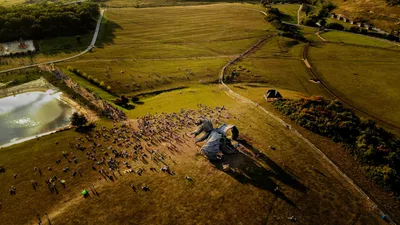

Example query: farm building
[265,89,283,102]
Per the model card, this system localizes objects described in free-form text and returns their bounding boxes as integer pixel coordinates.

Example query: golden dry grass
[59,4,275,95]
[0,85,386,224]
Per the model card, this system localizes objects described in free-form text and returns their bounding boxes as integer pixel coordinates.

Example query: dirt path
[41,65,126,121]
[297,4,302,25]
[0,9,105,75]
[219,36,397,225]
[315,32,326,41]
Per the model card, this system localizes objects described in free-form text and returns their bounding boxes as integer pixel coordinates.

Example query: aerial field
[1,2,400,224]
[0,84,386,224]
[61,4,275,96]
[224,36,328,96]
[307,42,400,130]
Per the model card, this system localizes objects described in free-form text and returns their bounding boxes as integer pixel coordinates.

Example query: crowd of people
[4,104,231,223]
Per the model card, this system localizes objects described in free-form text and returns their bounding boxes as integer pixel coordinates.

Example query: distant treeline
[386,0,400,6]
[273,97,400,196]
[0,3,100,42]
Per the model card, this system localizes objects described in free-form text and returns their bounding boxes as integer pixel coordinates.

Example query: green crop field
[307,42,400,131]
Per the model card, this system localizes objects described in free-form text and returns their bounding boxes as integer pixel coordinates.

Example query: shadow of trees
[211,139,307,207]
[38,18,121,55]
[95,18,122,49]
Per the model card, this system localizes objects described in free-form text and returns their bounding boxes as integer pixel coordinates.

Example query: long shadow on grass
[95,19,122,48]
[211,139,307,207]
[38,19,121,55]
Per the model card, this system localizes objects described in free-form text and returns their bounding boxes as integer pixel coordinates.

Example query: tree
[120,95,129,105]
[349,26,360,33]
[327,22,344,30]
[76,35,82,44]
[70,112,88,127]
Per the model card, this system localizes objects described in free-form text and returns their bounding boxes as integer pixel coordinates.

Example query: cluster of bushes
[326,22,344,30]
[386,0,400,5]
[67,66,112,94]
[265,7,307,41]
[265,7,281,22]
[114,95,135,110]
[0,2,99,42]
[301,0,335,27]
[273,96,400,195]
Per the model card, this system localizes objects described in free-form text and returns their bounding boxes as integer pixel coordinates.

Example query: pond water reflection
[0,91,75,146]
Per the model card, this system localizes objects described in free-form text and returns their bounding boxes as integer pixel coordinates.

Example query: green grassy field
[320,30,400,49]
[60,4,275,95]
[274,3,300,24]
[326,18,353,30]
[307,42,400,131]
[225,36,328,96]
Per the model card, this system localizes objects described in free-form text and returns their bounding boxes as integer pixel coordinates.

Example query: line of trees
[273,96,400,196]
[0,2,100,42]
[67,66,112,94]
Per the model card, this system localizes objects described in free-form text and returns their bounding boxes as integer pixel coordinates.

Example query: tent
[82,189,88,196]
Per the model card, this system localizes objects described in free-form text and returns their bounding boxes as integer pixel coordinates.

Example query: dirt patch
[60,93,98,123]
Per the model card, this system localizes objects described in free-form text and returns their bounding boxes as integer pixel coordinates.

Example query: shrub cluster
[386,0,400,5]
[67,66,112,94]
[301,0,335,27]
[114,95,135,110]
[345,27,399,42]
[0,2,99,42]
[265,7,306,41]
[273,96,400,195]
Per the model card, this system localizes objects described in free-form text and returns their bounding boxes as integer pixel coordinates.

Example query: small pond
[0,91,75,146]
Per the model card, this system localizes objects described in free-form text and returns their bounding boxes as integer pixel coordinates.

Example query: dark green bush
[273,97,400,194]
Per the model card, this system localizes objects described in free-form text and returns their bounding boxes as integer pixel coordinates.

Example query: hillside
[329,0,400,33]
